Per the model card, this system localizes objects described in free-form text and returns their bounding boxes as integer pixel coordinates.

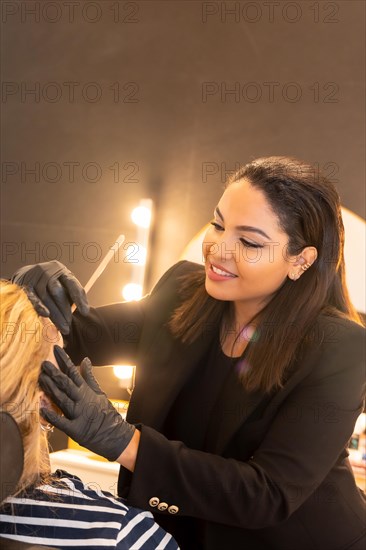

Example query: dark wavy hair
[169,156,363,393]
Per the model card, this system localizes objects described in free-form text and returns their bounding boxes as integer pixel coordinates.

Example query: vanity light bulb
[113,365,135,381]
[122,283,143,301]
[131,206,151,228]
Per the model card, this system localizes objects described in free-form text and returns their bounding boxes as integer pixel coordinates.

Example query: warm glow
[125,243,147,265]
[354,413,366,435]
[131,206,151,228]
[113,365,135,380]
[122,283,143,301]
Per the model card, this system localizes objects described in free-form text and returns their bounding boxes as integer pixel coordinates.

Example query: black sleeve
[118,319,365,529]
[64,300,145,366]
[64,260,195,366]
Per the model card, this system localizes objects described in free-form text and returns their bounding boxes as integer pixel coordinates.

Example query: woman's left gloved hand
[12,261,89,335]
[39,346,136,462]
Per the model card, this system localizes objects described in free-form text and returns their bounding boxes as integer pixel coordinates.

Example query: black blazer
[67,261,366,550]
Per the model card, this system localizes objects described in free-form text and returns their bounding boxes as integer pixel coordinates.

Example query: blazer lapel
[206,343,323,455]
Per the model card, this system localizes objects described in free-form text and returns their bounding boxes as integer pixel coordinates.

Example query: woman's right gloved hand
[39,346,136,462]
[12,260,89,334]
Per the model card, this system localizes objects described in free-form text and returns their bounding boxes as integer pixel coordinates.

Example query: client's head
[0,280,62,493]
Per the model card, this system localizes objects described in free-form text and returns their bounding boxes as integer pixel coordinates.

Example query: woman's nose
[208,233,240,263]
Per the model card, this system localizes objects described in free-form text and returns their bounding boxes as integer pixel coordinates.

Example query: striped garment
[0,470,179,549]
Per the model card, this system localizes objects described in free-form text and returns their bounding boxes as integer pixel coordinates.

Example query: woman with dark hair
[13,157,366,550]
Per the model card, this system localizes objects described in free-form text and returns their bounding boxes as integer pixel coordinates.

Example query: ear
[288,246,318,281]
[39,389,63,418]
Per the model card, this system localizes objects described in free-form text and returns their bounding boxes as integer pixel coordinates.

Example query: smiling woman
[170,156,361,391]
[202,180,316,357]
[204,181,316,325]
[10,156,366,550]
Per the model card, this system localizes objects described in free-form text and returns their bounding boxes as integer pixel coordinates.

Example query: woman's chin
[205,278,230,301]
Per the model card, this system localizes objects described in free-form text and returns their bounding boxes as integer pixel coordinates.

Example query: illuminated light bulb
[131,206,151,228]
[125,244,147,265]
[113,365,135,380]
[122,283,143,301]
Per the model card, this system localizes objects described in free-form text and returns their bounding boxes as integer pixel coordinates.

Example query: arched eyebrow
[214,207,271,240]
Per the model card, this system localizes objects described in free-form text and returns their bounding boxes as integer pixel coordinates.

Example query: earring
[300,262,311,272]
[290,272,300,281]
[40,422,54,433]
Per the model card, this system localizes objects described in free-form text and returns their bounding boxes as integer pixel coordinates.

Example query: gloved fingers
[12,262,71,334]
[41,360,80,400]
[80,357,105,396]
[40,407,69,432]
[39,369,77,418]
[46,277,73,335]
[25,286,50,317]
[60,273,90,317]
[11,261,79,334]
[53,346,84,387]
[32,272,70,334]
[11,263,43,287]
[12,266,53,319]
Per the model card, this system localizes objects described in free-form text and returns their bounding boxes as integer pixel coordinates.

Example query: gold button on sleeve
[168,505,179,514]
[149,497,160,507]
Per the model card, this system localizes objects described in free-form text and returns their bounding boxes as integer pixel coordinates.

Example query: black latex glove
[39,346,135,461]
[24,287,50,318]
[12,260,89,334]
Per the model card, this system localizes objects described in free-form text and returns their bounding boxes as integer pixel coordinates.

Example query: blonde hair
[0,280,52,493]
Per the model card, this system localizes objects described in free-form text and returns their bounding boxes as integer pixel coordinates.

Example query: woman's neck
[220,305,258,358]
[233,300,262,328]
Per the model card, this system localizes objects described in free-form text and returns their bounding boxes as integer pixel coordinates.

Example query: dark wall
[1,0,365,305]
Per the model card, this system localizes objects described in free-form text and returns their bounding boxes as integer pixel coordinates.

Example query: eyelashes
[210,221,224,231]
[239,238,263,249]
[209,222,263,249]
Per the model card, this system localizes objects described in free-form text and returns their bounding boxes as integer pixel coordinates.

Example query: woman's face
[203,179,295,321]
